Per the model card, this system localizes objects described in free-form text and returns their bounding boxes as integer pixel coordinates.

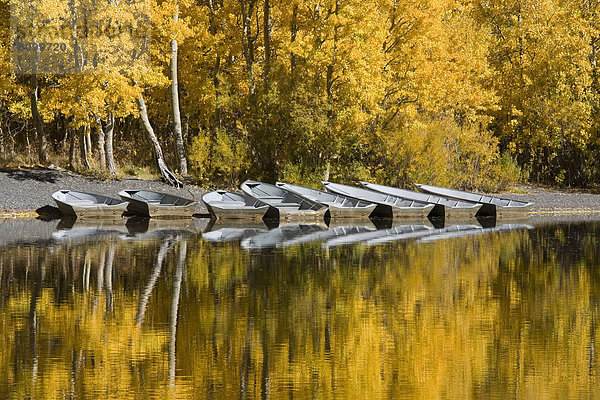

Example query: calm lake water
[1,216,599,399]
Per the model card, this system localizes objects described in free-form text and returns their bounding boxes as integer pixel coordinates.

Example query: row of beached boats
[52,189,198,218]
[51,180,533,221]
[203,180,533,221]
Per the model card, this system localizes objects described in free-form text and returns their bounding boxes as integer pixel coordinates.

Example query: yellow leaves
[189,129,250,185]
[149,0,194,42]
[395,0,496,118]
[0,0,593,186]
[476,0,597,181]
[7,96,31,119]
[131,65,170,89]
[372,117,515,190]
[5,0,171,128]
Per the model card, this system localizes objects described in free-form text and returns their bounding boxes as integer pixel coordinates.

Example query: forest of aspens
[1,0,599,189]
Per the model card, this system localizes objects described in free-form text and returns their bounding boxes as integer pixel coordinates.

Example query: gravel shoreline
[499,185,600,214]
[1,168,600,217]
[0,168,209,214]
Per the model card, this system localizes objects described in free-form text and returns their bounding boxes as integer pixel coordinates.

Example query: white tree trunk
[137,96,183,187]
[171,11,188,176]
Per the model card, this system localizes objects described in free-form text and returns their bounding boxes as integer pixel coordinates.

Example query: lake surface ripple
[0,216,598,399]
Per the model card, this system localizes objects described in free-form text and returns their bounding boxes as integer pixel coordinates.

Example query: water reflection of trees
[0,222,600,398]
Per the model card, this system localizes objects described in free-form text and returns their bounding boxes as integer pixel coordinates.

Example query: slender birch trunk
[79,125,90,169]
[96,119,106,169]
[171,10,187,176]
[68,127,76,170]
[240,0,258,98]
[208,0,222,159]
[290,5,298,81]
[96,113,116,175]
[30,64,47,165]
[263,0,271,82]
[104,112,117,176]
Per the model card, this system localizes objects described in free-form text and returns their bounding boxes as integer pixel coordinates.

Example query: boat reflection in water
[49,216,210,244]
[240,223,328,249]
[124,216,209,239]
[196,216,533,249]
[202,221,269,242]
[47,214,534,249]
[364,223,479,246]
[417,223,534,243]
[322,222,435,248]
[52,217,129,242]
[279,223,377,247]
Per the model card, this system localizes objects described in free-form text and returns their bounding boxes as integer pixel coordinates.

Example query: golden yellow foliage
[0,0,598,187]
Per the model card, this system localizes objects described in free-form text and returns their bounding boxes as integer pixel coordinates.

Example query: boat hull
[425,203,483,219]
[52,190,128,218]
[367,203,435,219]
[276,182,376,220]
[326,204,377,219]
[202,190,269,220]
[119,190,198,218]
[124,198,197,218]
[54,200,128,218]
[272,207,328,221]
[241,180,328,222]
[415,184,534,218]
[323,182,434,220]
[360,182,482,220]
[205,203,270,220]
[389,204,435,219]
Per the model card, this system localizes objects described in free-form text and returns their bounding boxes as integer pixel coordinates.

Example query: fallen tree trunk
[136,96,183,187]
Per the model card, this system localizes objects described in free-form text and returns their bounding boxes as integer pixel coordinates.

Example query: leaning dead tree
[137,96,183,187]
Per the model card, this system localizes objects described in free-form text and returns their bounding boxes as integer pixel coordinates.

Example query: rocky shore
[1,167,600,218]
[0,168,208,216]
